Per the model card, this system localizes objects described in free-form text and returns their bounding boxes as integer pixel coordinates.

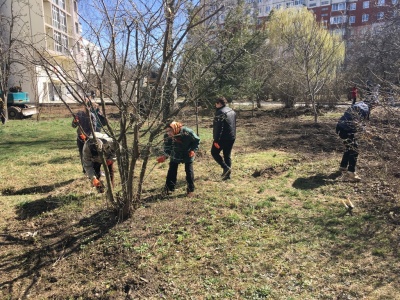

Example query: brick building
[201,0,397,37]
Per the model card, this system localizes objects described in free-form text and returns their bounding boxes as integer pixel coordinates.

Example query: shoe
[160,188,173,197]
[339,167,347,172]
[221,167,231,180]
[187,192,195,198]
[344,172,361,182]
[100,171,106,177]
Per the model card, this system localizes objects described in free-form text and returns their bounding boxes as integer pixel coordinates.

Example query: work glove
[79,134,86,141]
[188,150,195,158]
[213,141,220,149]
[106,159,113,166]
[73,116,79,123]
[157,156,166,163]
[92,177,105,193]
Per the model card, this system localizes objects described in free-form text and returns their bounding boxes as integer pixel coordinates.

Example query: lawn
[0,105,399,299]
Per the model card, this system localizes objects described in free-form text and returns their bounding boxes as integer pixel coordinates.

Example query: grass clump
[1,106,400,299]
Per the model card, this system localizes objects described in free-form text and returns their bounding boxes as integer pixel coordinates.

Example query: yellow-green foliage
[268,7,345,77]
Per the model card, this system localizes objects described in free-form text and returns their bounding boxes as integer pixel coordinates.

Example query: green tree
[268,7,345,122]
[180,2,268,107]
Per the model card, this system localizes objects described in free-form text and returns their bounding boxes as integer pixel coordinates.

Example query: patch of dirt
[1,105,400,299]
[252,158,301,178]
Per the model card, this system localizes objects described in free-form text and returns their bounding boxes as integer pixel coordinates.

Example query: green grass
[0,112,399,299]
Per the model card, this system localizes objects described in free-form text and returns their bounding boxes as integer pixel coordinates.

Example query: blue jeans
[336,126,358,173]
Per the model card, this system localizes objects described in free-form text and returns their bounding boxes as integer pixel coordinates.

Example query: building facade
[201,0,397,36]
[1,0,83,103]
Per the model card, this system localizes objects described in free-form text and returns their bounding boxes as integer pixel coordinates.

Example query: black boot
[221,166,231,180]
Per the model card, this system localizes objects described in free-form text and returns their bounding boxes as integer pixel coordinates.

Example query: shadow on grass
[14,192,89,220]
[141,191,190,205]
[0,209,117,298]
[142,182,194,204]
[292,171,342,190]
[2,179,75,196]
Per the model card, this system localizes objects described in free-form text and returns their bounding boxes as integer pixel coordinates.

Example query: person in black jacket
[211,96,236,180]
[335,99,379,182]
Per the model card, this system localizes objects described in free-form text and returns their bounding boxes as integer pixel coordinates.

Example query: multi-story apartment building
[1,0,83,103]
[310,0,397,37]
[201,0,396,37]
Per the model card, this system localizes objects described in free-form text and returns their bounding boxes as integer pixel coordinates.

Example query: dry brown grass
[1,105,400,299]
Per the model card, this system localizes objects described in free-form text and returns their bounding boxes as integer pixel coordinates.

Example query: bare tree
[344,13,400,99]
[0,0,32,122]
[21,0,252,219]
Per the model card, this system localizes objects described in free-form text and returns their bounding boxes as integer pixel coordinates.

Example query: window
[61,34,68,51]
[266,6,270,12]
[349,3,356,10]
[363,1,369,8]
[75,22,79,34]
[333,28,346,36]
[54,31,62,52]
[66,85,74,95]
[49,83,62,101]
[52,5,67,32]
[330,15,347,24]
[52,5,60,29]
[332,2,346,11]
[362,13,369,21]
[59,0,65,9]
[322,7,329,10]
[377,12,384,19]
[321,1,329,5]
[54,30,68,53]
[393,0,398,4]
[309,3,317,7]
[321,13,328,16]
[60,11,67,32]
[377,0,385,5]
[349,16,356,23]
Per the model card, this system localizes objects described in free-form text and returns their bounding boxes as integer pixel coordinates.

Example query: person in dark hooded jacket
[157,121,200,197]
[335,99,379,182]
[211,96,236,180]
[72,101,97,173]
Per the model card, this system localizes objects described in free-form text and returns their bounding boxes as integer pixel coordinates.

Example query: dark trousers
[211,139,235,169]
[336,126,358,173]
[165,161,195,192]
[77,138,85,172]
[93,162,114,186]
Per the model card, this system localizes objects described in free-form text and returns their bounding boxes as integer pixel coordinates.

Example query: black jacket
[213,106,236,141]
[336,101,370,134]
